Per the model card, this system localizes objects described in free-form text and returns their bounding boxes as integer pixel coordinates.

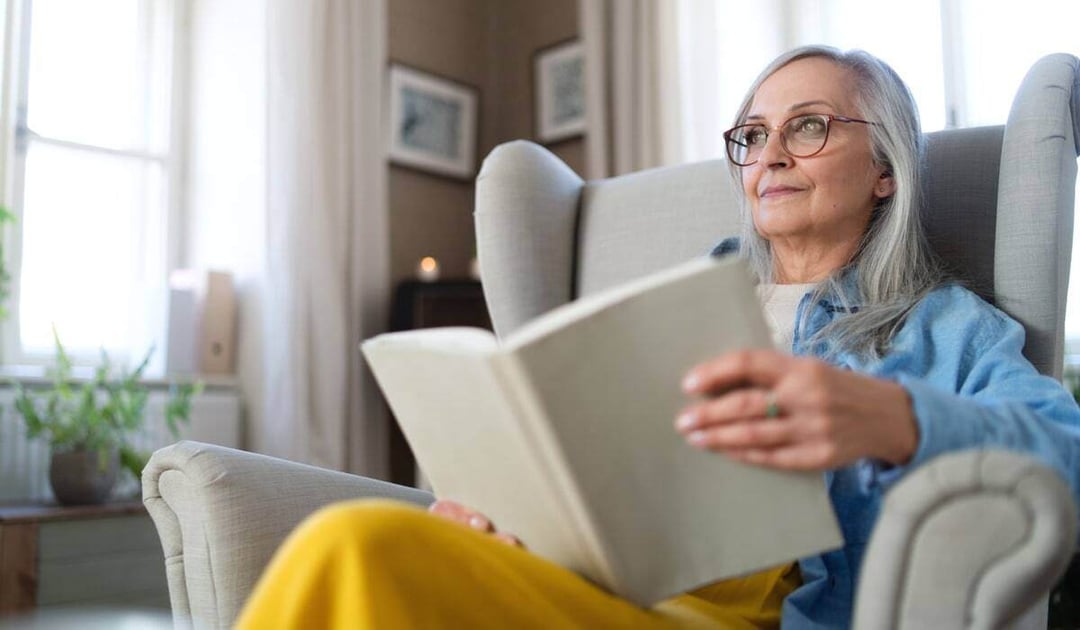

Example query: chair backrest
[476,53,1080,379]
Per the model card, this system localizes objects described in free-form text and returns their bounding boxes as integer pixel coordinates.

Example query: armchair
[144,53,1080,629]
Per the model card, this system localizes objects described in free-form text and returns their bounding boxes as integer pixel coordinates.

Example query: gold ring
[764,392,781,419]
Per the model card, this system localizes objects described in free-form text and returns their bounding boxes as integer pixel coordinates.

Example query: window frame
[0,0,189,371]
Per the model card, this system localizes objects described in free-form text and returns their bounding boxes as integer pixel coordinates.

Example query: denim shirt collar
[711,237,864,357]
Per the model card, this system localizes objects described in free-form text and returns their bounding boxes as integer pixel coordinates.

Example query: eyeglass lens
[727,115,830,165]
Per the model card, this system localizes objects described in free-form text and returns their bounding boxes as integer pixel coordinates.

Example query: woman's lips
[759,185,804,198]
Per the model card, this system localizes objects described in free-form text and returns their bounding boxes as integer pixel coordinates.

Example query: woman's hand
[675,349,919,470]
[428,499,526,548]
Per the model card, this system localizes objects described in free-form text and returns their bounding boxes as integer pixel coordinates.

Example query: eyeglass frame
[722,113,878,167]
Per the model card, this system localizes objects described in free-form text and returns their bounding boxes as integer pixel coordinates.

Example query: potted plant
[11,330,202,505]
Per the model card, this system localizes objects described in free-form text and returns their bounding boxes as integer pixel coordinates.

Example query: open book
[361,257,842,607]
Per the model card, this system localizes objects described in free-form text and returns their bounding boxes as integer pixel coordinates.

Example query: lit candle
[417,256,440,282]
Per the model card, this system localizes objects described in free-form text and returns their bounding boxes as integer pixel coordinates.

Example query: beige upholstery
[143,53,1080,629]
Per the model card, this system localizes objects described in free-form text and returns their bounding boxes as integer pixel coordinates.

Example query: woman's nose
[758,131,791,168]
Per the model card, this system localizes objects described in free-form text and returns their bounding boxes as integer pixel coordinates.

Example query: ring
[764,392,781,419]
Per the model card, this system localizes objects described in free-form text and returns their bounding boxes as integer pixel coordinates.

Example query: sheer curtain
[257,0,389,474]
[579,0,682,178]
[188,0,389,475]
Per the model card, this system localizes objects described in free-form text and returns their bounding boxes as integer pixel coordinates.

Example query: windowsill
[0,364,239,391]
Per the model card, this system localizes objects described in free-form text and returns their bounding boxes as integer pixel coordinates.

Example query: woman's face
[740,57,894,250]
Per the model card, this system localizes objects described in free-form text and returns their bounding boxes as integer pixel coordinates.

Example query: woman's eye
[745,128,768,145]
[793,116,827,135]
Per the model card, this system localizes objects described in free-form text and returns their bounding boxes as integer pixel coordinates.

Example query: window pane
[790,0,947,132]
[958,1,1080,126]
[676,0,787,162]
[18,141,166,358]
[25,0,169,151]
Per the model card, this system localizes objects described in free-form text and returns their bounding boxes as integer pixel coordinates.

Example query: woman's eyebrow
[788,99,836,112]
[745,100,839,121]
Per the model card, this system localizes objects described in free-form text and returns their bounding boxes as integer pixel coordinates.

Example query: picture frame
[388,64,479,180]
[534,39,586,144]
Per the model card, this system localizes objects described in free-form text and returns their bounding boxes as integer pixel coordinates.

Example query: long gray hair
[729,46,942,360]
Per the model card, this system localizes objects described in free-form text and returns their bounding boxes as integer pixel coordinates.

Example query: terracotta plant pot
[49,448,119,505]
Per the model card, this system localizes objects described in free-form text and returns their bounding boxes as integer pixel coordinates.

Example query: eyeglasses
[723,113,877,167]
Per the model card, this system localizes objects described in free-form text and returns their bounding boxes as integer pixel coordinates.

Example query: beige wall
[387,0,582,287]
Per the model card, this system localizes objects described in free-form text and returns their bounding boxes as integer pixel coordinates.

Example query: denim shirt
[712,239,1080,629]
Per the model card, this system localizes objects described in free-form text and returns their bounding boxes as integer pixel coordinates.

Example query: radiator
[0,385,242,502]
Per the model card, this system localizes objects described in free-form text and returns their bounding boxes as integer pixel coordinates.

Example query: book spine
[491,352,619,592]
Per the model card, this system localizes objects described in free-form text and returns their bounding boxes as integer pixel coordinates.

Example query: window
[0,0,180,369]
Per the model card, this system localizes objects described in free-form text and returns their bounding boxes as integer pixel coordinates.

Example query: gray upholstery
[996,53,1080,379]
[853,450,1077,629]
[142,441,432,628]
[143,54,1080,629]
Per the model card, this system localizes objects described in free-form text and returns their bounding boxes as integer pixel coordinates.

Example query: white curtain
[233,0,389,475]
[257,0,389,474]
[674,0,787,164]
[579,0,683,178]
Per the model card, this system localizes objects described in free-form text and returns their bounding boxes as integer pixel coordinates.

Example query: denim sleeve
[864,304,1080,500]
[709,236,740,258]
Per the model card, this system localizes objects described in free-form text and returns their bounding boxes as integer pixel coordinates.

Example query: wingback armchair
[144,53,1080,629]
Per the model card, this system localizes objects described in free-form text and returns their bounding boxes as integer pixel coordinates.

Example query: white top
[757,283,817,351]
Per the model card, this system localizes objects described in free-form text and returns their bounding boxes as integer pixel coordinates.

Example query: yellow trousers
[236,500,798,629]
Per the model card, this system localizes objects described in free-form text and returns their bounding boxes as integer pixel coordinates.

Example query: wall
[387,0,582,287]
[483,0,583,175]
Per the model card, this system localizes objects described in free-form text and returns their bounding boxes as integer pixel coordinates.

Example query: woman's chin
[754,219,810,242]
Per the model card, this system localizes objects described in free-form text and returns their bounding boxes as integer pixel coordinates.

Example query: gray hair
[728,45,942,360]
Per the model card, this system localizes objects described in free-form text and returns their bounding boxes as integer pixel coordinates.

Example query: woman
[236,46,1080,629]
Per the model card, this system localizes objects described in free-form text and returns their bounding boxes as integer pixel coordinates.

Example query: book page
[361,329,602,581]
[510,259,843,605]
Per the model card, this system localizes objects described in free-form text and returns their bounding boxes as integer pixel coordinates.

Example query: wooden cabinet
[0,502,168,614]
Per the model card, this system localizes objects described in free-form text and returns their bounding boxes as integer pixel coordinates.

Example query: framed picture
[388,64,479,180]
[534,39,585,144]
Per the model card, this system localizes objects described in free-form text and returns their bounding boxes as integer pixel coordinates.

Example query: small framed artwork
[388,64,479,180]
[534,39,586,144]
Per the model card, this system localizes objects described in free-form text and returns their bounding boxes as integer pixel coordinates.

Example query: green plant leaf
[8,332,203,457]
[119,444,148,479]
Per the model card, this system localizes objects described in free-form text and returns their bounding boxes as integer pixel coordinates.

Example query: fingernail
[682,373,699,392]
[468,515,488,530]
[688,431,708,446]
[676,412,696,431]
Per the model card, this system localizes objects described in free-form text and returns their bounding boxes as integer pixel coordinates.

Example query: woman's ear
[874,170,896,199]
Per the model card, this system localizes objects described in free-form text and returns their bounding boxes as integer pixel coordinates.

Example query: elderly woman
[236,46,1080,629]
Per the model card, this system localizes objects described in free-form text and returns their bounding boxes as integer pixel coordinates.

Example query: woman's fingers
[676,388,774,432]
[428,500,494,532]
[494,532,526,548]
[429,499,525,547]
[678,354,918,470]
[727,442,840,471]
[686,417,795,450]
[682,349,790,395]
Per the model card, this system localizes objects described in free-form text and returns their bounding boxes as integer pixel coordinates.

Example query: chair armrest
[142,440,433,629]
[854,449,1077,629]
